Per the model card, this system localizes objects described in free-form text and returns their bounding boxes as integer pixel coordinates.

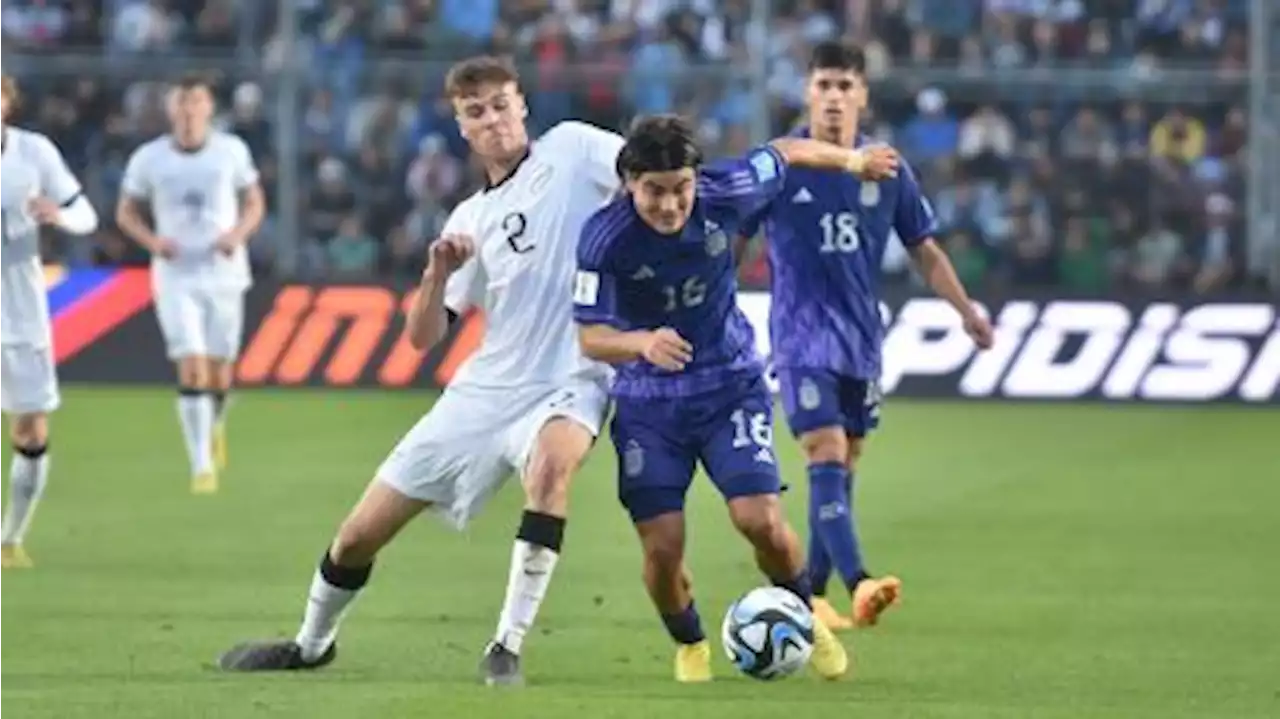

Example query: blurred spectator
[1150,107,1207,164]
[900,88,958,165]
[4,0,1270,293]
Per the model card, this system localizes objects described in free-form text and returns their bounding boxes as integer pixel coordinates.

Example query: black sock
[319,551,373,591]
[516,510,566,552]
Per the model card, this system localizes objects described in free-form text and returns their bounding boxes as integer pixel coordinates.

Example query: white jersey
[121,131,258,292]
[1,127,84,348]
[443,121,624,390]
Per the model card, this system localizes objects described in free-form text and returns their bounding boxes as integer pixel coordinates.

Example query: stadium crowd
[3,0,1268,293]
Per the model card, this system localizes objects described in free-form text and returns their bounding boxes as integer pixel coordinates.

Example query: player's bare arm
[115,195,176,258]
[908,239,995,349]
[214,182,265,256]
[768,137,899,181]
[578,325,692,371]
[405,234,475,351]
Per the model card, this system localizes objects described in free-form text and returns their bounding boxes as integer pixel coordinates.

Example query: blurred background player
[116,73,265,494]
[743,42,996,630]
[1,75,99,569]
[573,114,898,682]
[217,56,625,686]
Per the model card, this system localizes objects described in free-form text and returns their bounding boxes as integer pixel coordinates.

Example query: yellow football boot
[674,640,713,683]
[191,471,219,495]
[808,617,850,680]
[812,596,855,631]
[1,544,33,569]
[852,575,902,628]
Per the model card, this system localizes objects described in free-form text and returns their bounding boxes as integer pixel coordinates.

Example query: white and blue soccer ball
[721,586,815,680]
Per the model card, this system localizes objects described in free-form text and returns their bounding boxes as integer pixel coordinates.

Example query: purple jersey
[744,129,938,380]
[574,145,787,398]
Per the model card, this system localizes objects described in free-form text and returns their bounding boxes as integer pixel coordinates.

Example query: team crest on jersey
[799,377,822,411]
[859,182,880,207]
[704,220,728,257]
[623,440,645,478]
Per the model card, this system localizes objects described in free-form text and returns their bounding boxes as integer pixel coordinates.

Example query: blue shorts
[610,376,782,523]
[776,367,882,438]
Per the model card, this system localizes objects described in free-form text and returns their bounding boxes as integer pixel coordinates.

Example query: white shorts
[154,285,245,361]
[1,344,60,415]
[376,376,611,529]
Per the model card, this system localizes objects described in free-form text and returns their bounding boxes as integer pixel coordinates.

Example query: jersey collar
[170,134,209,154]
[796,124,867,148]
[483,146,532,192]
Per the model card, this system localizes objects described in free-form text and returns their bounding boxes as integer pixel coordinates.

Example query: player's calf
[209,359,233,470]
[2,414,51,569]
[484,417,590,685]
[175,381,217,493]
[727,493,809,599]
[636,512,711,682]
[801,430,900,627]
[728,493,849,680]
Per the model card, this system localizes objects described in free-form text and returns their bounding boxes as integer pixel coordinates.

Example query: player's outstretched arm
[404,234,474,351]
[908,239,994,349]
[768,137,899,181]
[578,325,692,372]
[578,324,647,364]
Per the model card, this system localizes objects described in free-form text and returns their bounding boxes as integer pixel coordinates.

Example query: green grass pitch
[3,388,1278,718]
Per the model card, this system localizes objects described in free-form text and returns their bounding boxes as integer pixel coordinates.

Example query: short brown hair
[444,56,519,98]
[173,71,216,92]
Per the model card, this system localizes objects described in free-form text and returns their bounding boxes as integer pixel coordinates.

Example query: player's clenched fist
[847,145,900,181]
[26,197,63,225]
[641,327,693,371]
[428,234,475,276]
[963,312,995,350]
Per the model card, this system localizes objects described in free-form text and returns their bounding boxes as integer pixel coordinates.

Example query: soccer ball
[721,586,815,680]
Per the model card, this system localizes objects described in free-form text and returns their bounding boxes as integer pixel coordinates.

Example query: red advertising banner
[50,270,1279,403]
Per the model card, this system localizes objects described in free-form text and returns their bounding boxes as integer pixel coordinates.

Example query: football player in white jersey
[1,76,100,569]
[218,56,623,685]
[116,73,264,494]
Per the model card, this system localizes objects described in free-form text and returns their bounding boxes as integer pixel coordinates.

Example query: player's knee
[522,453,575,513]
[208,360,233,390]
[639,525,685,573]
[10,414,48,449]
[729,497,788,548]
[177,358,209,389]
[799,428,847,465]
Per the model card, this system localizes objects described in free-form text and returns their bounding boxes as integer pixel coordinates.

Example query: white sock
[1,450,51,545]
[493,540,561,655]
[295,569,361,661]
[177,393,215,475]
